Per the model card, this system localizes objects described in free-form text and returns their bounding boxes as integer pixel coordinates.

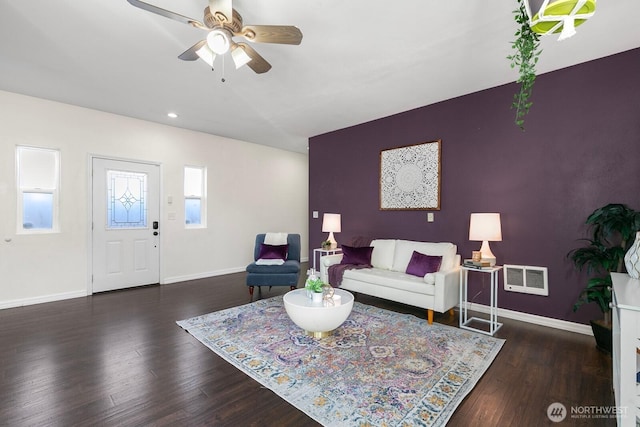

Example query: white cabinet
[611,272,640,426]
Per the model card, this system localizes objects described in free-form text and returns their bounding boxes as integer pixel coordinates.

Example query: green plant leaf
[569,203,640,315]
[508,0,541,130]
[305,277,325,293]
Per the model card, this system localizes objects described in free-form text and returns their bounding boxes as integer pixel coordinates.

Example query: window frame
[183,165,207,228]
[16,145,61,234]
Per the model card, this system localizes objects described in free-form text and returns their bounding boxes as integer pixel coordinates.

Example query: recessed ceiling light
[167,112,178,118]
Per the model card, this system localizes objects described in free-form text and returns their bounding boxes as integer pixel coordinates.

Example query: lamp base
[481,256,497,267]
[326,232,338,250]
[479,241,497,266]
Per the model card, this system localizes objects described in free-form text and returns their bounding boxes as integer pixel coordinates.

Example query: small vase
[311,292,323,304]
[624,231,640,279]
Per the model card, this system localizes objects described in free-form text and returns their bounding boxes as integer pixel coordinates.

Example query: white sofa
[320,239,460,324]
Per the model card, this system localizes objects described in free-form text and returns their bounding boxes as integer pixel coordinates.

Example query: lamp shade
[322,213,341,233]
[469,213,502,242]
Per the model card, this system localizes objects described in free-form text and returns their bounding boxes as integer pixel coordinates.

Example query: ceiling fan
[126,0,303,74]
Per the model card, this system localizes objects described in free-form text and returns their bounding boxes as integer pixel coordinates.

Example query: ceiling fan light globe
[196,44,216,67]
[207,29,230,55]
[231,45,252,69]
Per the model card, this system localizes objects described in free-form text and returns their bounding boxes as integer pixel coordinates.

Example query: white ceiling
[1,1,639,154]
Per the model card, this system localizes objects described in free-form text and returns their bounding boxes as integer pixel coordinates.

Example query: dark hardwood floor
[0,266,614,426]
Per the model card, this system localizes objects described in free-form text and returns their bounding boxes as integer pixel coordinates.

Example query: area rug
[177,296,504,426]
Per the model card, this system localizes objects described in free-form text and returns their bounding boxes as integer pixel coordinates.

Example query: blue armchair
[245,234,301,299]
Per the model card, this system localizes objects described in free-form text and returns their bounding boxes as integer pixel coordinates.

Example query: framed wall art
[379,140,441,210]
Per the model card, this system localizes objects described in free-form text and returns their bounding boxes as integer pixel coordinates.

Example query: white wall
[0,90,308,308]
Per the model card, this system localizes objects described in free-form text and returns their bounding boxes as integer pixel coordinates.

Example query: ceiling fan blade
[208,0,233,24]
[236,43,271,74]
[127,0,206,30]
[240,25,303,45]
[178,40,208,61]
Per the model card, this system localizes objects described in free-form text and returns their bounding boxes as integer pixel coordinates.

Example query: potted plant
[508,0,542,130]
[305,277,326,303]
[321,240,332,250]
[568,203,640,352]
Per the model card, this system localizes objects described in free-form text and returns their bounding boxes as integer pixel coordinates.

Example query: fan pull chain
[221,55,226,83]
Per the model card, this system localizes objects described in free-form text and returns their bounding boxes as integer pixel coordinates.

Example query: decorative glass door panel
[106,170,148,229]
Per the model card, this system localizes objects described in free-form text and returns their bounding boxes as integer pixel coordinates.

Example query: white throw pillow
[370,239,396,270]
[264,232,288,245]
[256,259,285,265]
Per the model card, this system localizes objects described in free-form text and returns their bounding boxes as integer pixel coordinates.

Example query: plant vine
[507,0,542,130]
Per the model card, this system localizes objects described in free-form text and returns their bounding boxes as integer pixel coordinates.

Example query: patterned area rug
[177,296,504,426]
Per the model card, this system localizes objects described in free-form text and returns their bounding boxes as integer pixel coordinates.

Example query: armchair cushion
[246,260,301,274]
[255,243,288,264]
[257,243,288,260]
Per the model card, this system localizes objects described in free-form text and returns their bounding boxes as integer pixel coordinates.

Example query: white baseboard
[463,302,593,336]
[162,267,246,284]
[0,290,88,310]
[163,257,309,285]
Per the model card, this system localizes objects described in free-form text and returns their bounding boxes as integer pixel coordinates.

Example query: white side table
[312,248,342,272]
[459,265,503,336]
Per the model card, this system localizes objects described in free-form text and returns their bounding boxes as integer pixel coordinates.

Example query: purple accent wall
[309,48,640,324]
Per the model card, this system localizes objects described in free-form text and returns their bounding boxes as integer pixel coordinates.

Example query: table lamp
[322,213,341,250]
[469,213,502,266]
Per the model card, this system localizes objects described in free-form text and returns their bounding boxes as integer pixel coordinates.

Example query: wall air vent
[503,264,548,296]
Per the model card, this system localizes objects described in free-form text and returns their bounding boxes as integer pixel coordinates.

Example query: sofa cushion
[370,239,396,270]
[344,268,435,296]
[340,245,374,265]
[405,251,442,277]
[392,240,457,273]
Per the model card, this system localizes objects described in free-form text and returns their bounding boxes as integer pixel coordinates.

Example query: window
[17,146,60,233]
[184,166,206,227]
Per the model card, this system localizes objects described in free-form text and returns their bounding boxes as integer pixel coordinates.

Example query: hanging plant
[507,0,542,130]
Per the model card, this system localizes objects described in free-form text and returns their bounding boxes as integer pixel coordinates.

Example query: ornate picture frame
[379,140,441,210]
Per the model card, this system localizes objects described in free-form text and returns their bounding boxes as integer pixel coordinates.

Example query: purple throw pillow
[340,245,374,265]
[405,251,442,277]
[258,243,288,260]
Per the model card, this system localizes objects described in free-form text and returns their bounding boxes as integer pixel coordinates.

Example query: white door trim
[87,155,163,294]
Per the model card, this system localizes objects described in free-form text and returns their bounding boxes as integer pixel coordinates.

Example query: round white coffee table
[283,288,354,338]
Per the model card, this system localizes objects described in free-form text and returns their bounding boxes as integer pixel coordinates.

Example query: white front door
[91,158,160,293]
